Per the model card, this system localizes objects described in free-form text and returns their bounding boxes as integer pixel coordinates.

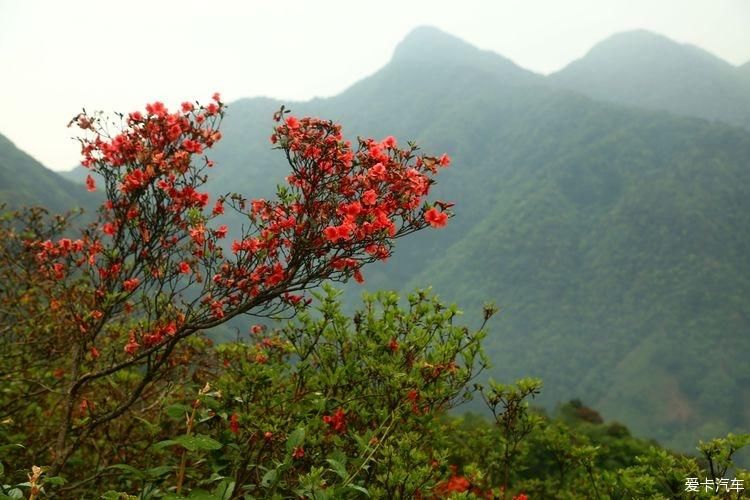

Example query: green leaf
[45,476,66,486]
[286,427,305,454]
[145,465,174,478]
[153,439,179,450]
[174,434,223,452]
[346,484,370,497]
[107,464,144,478]
[326,458,348,480]
[260,469,277,487]
[186,489,221,499]
[211,478,235,500]
[133,416,160,434]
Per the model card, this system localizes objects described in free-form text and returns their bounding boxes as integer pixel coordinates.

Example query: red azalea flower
[215,225,228,239]
[124,334,140,355]
[102,223,116,236]
[212,200,224,215]
[145,101,167,117]
[322,407,347,434]
[362,189,377,206]
[424,208,448,228]
[286,116,299,129]
[229,413,240,435]
[324,226,341,243]
[369,162,386,180]
[353,269,364,284]
[388,337,399,352]
[123,278,140,291]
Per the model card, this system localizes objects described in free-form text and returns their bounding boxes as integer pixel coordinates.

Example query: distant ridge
[562,30,736,71]
[0,133,98,213]
[549,30,750,128]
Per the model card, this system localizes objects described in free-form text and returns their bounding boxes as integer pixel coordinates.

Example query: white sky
[1,0,749,172]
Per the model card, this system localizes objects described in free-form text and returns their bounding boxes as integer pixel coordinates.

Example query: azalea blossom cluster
[31,98,453,363]
[32,96,227,356]
[208,110,453,318]
[322,407,348,434]
[433,466,529,499]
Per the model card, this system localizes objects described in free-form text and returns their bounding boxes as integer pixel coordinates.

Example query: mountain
[391,26,542,86]
[549,30,750,129]
[404,102,750,450]
[55,27,750,452]
[0,133,98,213]
[741,60,750,80]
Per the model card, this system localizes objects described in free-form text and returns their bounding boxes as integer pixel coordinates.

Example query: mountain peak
[576,29,733,70]
[389,26,540,85]
[392,26,481,62]
[600,29,675,45]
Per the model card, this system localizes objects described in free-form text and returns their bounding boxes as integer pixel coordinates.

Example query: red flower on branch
[123,278,139,291]
[229,413,240,435]
[322,407,348,434]
[424,207,448,228]
[388,337,399,352]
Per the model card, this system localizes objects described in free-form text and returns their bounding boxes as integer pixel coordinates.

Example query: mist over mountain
[22,27,750,453]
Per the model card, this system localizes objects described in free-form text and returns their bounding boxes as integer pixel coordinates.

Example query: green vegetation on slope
[405,96,750,451]
[0,133,98,213]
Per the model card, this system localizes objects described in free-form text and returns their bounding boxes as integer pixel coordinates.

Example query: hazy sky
[1,0,749,172]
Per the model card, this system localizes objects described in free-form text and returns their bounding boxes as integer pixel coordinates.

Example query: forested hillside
[0,133,97,213]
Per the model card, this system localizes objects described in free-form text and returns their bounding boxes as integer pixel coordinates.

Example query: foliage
[84,285,490,498]
[441,400,749,499]
[0,97,452,488]
[4,263,747,497]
